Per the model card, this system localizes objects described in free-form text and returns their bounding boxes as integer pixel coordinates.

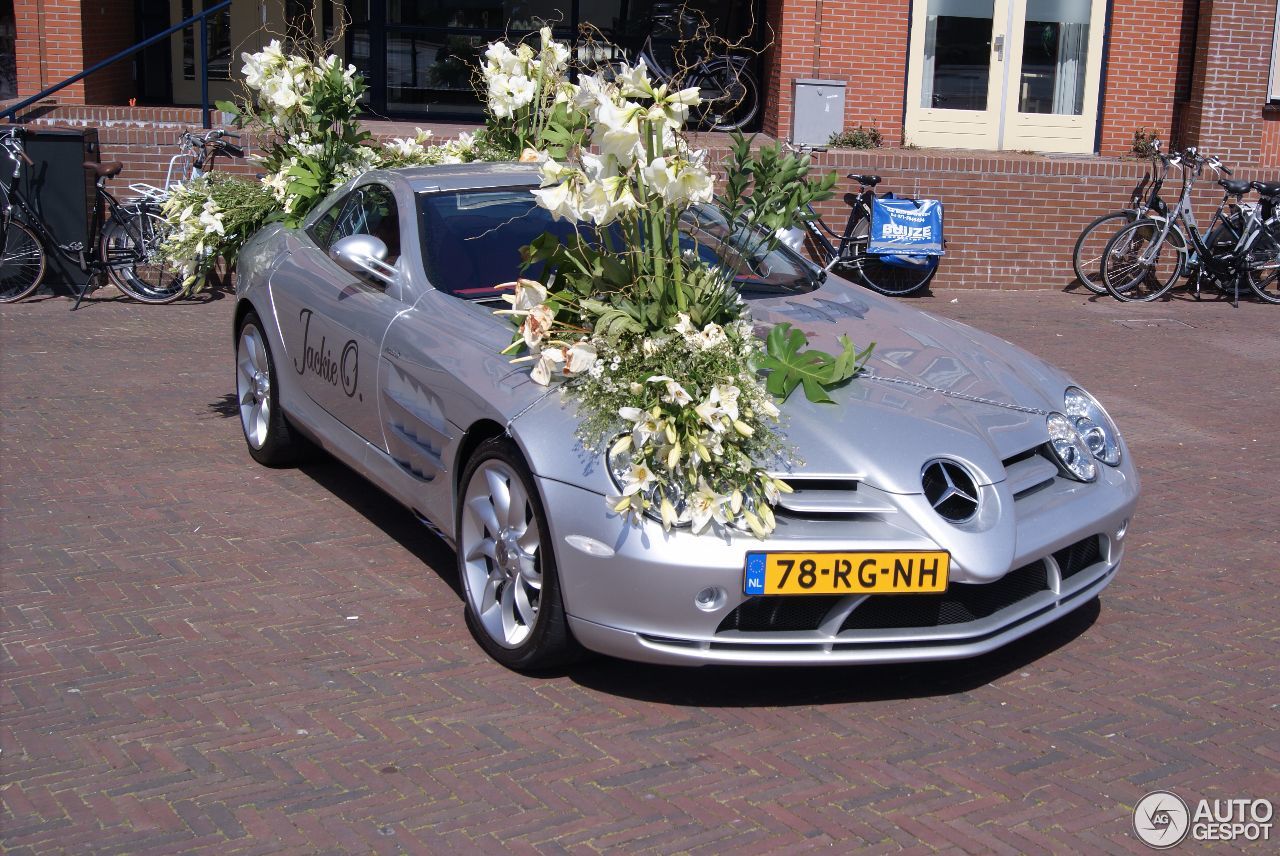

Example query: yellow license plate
[743,551,949,595]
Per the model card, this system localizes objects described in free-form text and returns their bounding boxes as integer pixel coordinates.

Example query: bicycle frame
[1135,162,1239,273]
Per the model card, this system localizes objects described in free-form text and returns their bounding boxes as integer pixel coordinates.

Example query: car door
[270,182,410,449]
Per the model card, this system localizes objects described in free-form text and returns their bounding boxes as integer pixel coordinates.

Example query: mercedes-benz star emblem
[922,459,979,523]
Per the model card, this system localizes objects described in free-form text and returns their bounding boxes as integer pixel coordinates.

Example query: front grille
[839,561,1049,631]
[1054,535,1103,580]
[716,595,844,633]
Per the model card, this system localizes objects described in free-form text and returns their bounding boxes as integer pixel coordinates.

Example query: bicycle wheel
[1072,211,1135,294]
[0,220,46,303]
[692,63,760,131]
[851,252,938,297]
[836,220,937,297]
[1243,224,1280,304]
[1101,219,1186,302]
[102,209,185,304]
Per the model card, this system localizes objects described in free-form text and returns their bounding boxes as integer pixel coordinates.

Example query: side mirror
[330,234,396,285]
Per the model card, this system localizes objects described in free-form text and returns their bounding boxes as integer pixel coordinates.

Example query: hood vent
[1003,445,1059,498]
[773,477,897,517]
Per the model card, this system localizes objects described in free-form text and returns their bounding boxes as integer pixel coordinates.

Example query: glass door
[906,0,1008,150]
[1000,0,1106,152]
[905,0,1105,153]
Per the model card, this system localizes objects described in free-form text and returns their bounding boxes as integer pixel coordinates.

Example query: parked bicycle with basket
[0,127,184,307]
[778,158,945,297]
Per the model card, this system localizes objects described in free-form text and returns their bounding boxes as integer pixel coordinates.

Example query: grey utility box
[792,79,846,147]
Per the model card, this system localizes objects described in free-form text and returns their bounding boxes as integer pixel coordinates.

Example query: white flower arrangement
[492,35,861,538]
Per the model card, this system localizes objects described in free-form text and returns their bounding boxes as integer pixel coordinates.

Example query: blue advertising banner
[869,197,945,256]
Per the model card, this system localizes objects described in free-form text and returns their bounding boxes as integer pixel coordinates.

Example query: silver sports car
[234,162,1139,670]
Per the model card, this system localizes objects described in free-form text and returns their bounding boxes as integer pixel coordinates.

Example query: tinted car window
[330,184,402,264]
[418,188,819,299]
[306,192,349,249]
[419,189,577,299]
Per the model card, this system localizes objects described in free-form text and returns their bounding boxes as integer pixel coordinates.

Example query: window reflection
[920,0,994,111]
[1017,0,1090,115]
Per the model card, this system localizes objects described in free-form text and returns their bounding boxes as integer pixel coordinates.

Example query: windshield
[418,187,821,300]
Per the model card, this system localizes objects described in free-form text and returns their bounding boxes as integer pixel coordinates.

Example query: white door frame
[904,0,1107,154]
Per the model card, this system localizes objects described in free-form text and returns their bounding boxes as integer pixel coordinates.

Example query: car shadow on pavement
[564,599,1100,706]
[299,456,464,599]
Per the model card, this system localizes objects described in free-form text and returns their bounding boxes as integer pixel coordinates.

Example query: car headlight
[1064,386,1122,466]
[607,442,692,527]
[1046,412,1098,482]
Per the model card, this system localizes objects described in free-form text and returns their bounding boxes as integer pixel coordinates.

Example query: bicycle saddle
[1250,180,1280,197]
[1219,179,1251,195]
[84,161,123,178]
[848,173,881,187]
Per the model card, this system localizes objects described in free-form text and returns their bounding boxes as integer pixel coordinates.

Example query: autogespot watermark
[1133,790,1273,848]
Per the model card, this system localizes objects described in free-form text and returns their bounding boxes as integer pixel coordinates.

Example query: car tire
[456,436,581,671]
[236,311,301,466]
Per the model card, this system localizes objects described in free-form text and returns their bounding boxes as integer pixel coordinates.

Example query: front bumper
[537,462,1137,667]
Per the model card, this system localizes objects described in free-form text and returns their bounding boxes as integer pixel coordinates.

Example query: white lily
[529,346,565,385]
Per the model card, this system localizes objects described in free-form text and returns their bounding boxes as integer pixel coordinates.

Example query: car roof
[396,162,542,193]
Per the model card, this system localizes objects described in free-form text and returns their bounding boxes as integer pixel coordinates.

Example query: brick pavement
[2,286,1278,853]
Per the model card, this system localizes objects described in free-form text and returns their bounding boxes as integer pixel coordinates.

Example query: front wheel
[0,220,46,303]
[1072,211,1136,294]
[456,437,581,671]
[102,209,185,304]
[1101,219,1187,302]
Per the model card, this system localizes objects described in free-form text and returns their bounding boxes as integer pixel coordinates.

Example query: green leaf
[759,323,871,403]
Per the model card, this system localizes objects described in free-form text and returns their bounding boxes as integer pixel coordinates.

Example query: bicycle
[1100,148,1280,305]
[1071,141,1171,294]
[0,127,183,307]
[601,2,760,131]
[776,162,940,296]
[126,128,244,206]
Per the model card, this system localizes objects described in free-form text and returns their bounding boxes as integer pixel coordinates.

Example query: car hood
[497,277,1073,497]
[743,278,1071,494]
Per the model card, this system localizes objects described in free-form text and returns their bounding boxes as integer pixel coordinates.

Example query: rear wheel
[103,209,185,304]
[0,220,46,303]
[1243,228,1280,304]
[1072,211,1135,294]
[457,437,580,671]
[1101,219,1186,302]
[838,222,937,296]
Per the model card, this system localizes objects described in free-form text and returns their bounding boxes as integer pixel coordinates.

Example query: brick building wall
[13,0,135,106]
[760,0,1273,163]
[1095,0,1199,157]
[1187,0,1276,166]
[762,0,909,146]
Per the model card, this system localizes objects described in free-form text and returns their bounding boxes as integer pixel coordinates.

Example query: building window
[182,0,232,81]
